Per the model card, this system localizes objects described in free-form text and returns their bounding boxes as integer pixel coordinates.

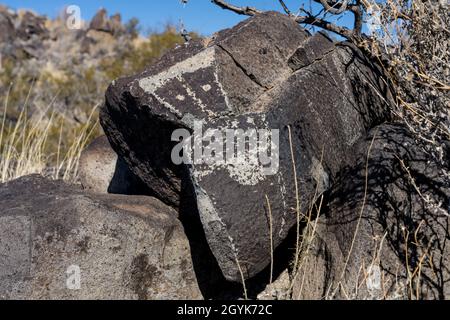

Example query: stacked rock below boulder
[101,11,393,281]
[79,135,152,195]
[0,175,202,299]
[292,124,450,300]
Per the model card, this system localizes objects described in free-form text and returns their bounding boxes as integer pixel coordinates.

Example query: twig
[234,256,248,300]
[265,194,274,284]
[288,125,302,272]
[295,15,355,39]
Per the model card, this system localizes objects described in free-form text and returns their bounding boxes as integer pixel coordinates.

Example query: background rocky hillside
[0,5,197,182]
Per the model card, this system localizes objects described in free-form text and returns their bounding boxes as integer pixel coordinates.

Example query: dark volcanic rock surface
[0,175,202,299]
[101,12,393,281]
[293,124,450,300]
[79,135,153,195]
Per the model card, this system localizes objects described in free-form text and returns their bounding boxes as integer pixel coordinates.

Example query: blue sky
[1,0,355,36]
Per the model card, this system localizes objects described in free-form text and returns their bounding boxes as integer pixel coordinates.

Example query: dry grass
[289,196,322,299]
[235,256,249,300]
[0,26,192,186]
[265,194,275,285]
[286,125,324,299]
[287,125,302,273]
[0,86,99,184]
[287,136,441,300]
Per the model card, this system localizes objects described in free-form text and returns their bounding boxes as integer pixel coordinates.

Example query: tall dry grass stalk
[287,125,302,273]
[287,125,325,299]
[0,87,99,184]
[265,194,274,285]
[235,256,249,300]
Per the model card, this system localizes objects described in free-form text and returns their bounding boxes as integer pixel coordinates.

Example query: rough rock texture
[79,135,152,195]
[0,7,128,66]
[16,10,49,41]
[101,12,393,281]
[0,6,15,43]
[257,269,291,300]
[0,8,49,59]
[293,124,450,300]
[0,175,202,300]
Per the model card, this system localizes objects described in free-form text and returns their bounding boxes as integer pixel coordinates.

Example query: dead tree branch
[211,0,363,40]
[349,1,363,35]
[210,0,262,16]
[294,15,355,39]
[278,0,292,16]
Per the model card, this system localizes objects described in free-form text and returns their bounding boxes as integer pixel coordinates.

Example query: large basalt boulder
[79,135,152,195]
[292,124,450,300]
[0,175,202,300]
[100,12,393,281]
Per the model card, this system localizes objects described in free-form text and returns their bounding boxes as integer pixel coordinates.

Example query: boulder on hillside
[81,9,124,55]
[89,8,124,35]
[79,135,152,195]
[292,124,450,300]
[89,8,109,32]
[0,8,49,59]
[100,12,393,281]
[16,10,50,41]
[0,175,202,300]
[0,6,16,43]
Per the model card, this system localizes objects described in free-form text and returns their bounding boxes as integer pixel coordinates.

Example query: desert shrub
[125,17,141,39]
[99,26,199,79]
[0,21,195,183]
[364,0,449,163]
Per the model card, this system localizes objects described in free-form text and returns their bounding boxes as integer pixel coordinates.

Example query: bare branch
[312,0,363,37]
[295,15,355,39]
[210,0,359,41]
[278,0,292,16]
[210,0,262,16]
[349,2,363,35]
